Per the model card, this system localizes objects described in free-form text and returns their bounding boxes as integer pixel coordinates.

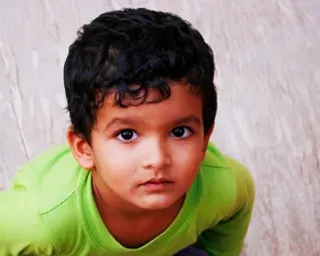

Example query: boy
[0,8,254,256]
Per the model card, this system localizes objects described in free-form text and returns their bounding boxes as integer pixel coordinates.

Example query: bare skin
[67,82,213,247]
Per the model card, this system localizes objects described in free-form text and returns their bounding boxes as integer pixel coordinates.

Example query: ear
[66,126,95,170]
[203,123,214,153]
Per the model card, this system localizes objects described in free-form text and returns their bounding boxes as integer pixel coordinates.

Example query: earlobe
[66,126,94,170]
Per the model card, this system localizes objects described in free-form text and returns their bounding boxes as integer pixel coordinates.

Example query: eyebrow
[104,115,202,131]
[173,115,202,126]
[104,117,141,131]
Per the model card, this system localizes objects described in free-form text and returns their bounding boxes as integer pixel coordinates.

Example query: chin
[138,195,178,211]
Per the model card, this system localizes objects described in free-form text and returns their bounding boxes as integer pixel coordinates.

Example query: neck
[91,173,185,248]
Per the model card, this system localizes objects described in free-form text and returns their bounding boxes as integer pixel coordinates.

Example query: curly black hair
[64,8,217,142]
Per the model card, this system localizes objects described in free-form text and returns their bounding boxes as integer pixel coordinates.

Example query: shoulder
[11,143,86,213]
[0,189,55,255]
[0,144,88,254]
[197,142,255,219]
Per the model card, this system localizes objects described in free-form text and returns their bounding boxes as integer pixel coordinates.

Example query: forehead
[96,83,203,126]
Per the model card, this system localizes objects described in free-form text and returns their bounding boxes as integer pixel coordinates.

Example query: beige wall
[0,0,319,255]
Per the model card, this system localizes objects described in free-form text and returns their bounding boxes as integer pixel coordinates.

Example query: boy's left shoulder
[200,142,254,184]
[197,142,255,219]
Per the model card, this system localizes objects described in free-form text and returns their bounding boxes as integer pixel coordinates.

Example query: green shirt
[0,143,254,256]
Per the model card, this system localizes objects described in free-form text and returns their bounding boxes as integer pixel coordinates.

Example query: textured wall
[0,0,319,255]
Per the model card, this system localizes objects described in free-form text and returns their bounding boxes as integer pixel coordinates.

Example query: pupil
[173,127,184,137]
[122,130,133,140]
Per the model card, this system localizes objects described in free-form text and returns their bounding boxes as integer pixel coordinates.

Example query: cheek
[93,142,137,178]
[178,137,205,158]
[172,143,204,174]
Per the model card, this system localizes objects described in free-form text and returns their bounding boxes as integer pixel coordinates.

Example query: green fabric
[0,142,255,256]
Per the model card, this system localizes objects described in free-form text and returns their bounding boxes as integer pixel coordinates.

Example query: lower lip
[141,182,172,191]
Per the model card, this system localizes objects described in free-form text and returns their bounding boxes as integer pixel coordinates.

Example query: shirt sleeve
[195,161,255,256]
[0,186,55,256]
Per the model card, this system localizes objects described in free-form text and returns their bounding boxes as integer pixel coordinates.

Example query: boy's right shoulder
[0,188,56,255]
[11,143,87,214]
[0,144,88,254]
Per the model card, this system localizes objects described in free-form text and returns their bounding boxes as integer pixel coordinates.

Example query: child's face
[84,82,212,211]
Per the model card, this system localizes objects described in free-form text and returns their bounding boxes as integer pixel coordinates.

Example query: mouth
[140,178,173,191]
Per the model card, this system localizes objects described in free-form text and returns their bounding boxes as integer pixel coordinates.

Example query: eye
[116,129,139,142]
[170,126,193,138]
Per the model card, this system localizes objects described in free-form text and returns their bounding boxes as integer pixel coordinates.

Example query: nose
[142,138,172,170]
